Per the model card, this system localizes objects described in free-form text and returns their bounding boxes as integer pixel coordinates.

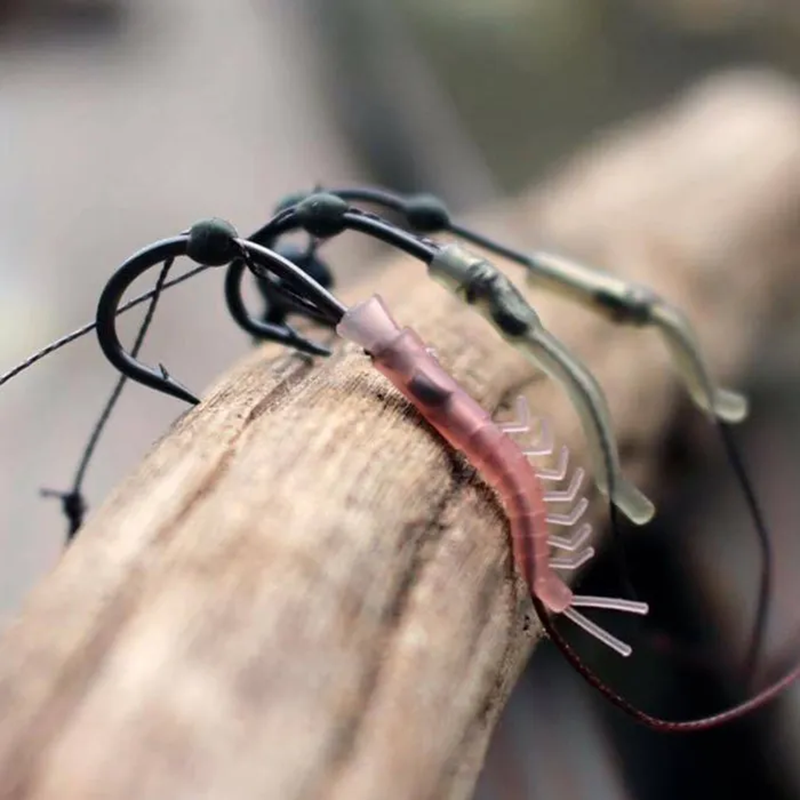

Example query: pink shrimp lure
[337,294,647,657]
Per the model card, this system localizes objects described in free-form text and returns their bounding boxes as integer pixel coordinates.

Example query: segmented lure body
[337,294,647,654]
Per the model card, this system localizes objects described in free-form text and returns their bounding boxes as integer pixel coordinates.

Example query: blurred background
[1,1,799,798]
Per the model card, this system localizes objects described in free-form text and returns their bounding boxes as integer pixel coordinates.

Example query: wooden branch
[3,70,800,800]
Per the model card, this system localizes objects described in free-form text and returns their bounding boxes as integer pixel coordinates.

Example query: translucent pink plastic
[337,295,650,658]
[337,294,573,613]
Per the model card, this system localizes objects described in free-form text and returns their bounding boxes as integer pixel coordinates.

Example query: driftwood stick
[3,70,800,800]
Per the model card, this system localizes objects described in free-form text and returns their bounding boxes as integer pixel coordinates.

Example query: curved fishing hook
[96,235,202,405]
[96,219,342,405]
[226,194,440,316]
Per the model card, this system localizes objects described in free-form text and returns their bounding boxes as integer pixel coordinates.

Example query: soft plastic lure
[337,293,647,654]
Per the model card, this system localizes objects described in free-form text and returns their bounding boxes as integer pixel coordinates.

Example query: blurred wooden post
[2,71,800,800]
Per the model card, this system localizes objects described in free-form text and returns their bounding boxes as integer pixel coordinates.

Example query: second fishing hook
[95,217,341,406]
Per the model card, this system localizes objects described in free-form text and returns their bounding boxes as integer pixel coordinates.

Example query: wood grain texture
[2,70,800,800]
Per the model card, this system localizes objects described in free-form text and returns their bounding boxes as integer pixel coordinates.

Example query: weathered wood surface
[2,71,800,800]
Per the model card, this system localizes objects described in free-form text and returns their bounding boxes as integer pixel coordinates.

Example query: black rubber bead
[186,218,239,266]
[405,194,450,232]
[294,193,349,239]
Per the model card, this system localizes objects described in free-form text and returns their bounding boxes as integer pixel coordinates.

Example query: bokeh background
[1,2,799,798]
